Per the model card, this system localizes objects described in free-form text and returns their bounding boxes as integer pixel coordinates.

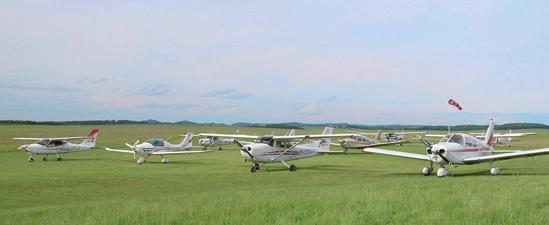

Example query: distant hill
[1,120,548,131]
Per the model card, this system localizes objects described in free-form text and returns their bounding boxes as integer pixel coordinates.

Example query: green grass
[1,125,549,225]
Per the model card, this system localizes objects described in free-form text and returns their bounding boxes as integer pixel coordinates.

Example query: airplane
[336,130,426,150]
[197,130,240,150]
[469,130,536,147]
[197,129,296,150]
[14,129,99,162]
[363,119,549,177]
[199,127,358,173]
[105,133,210,164]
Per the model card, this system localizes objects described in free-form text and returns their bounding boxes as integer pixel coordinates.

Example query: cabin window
[448,134,464,145]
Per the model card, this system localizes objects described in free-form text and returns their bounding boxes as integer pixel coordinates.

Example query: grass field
[1,125,549,225]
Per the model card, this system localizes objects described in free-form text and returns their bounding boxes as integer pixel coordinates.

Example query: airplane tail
[317,127,333,151]
[485,119,495,147]
[178,133,193,149]
[286,129,296,136]
[375,129,383,141]
[80,129,99,147]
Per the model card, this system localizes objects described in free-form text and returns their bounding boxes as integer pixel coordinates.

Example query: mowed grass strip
[1,125,549,225]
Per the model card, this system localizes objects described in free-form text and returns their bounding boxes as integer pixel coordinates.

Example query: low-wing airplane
[14,129,99,162]
[105,133,210,164]
[469,130,536,147]
[363,119,549,177]
[197,130,240,150]
[336,130,426,150]
[199,127,357,173]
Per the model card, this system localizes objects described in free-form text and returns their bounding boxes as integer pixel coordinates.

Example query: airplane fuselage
[241,143,323,163]
[22,142,93,154]
[428,133,493,165]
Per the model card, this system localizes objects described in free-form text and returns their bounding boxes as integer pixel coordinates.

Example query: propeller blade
[417,135,432,149]
[125,143,133,148]
[438,151,451,164]
[240,147,255,160]
[233,139,243,148]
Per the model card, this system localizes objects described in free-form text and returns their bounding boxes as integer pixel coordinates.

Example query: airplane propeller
[418,135,433,154]
[234,138,255,160]
[125,140,140,160]
[418,135,450,164]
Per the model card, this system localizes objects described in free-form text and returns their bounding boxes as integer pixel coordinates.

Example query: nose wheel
[250,163,261,173]
[43,156,48,161]
[437,167,448,177]
[490,167,500,175]
[289,165,297,172]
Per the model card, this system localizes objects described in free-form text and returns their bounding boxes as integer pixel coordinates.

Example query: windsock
[448,99,463,111]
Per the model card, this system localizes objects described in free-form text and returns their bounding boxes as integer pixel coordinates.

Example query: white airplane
[105,133,210,164]
[336,130,426,150]
[197,130,240,150]
[14,129,99,162]
[363,119,549,177]
[470,130,536,147]
[197,129,296,150]
[199,127,357,172]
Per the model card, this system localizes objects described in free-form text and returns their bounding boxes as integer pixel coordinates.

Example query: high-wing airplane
[14,129,99,162]
[469,130,536,147]
[105,133,210,164]
[199,127,357,172]
[336,130,426,150]
[363,119,549,177]
[197,129,296,150]
[197,130,240,150]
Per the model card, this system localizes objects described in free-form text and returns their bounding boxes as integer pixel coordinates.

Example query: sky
[1,0,549,125]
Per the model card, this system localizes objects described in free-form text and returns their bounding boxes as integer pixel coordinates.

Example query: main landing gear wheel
[251,166,258,173]
[289,165,297,172]
[28,157,34,162]
[422,167,433,176]
[490,167,500,175]
[43,157,48,161]
[56,158,63,161]
[218,147,223,150]
[162,158,168,164]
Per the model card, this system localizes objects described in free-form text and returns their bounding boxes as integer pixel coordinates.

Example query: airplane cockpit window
[464,136,474,147]
[146,139,165,147]
[448,134,464,145]
[35,139,49,146]
[47,140,66,147]
[355,136,367,142]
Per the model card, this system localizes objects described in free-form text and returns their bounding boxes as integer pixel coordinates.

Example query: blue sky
[1,1,549,125]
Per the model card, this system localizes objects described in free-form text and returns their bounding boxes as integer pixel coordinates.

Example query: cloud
[135,84,170,96]
[201,88,252,99]
[0,79,84,93]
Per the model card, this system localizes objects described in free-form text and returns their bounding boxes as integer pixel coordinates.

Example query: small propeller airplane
[197,130,241,150]
[14,129,99,162]
[105,133,210,164]
[199,127,358,173]
[336,130,426,150]
[363,119,549,177]
[469,130,536,147]
[197,129,296,150]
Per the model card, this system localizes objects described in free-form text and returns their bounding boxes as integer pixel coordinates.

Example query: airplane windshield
[146,139,165,147]
[35,139,49,146]
[447,134,464,145]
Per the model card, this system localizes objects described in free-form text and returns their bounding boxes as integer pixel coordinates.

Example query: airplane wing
[151,150,211,155]
[462,148,549,164]
[197,133,260,139]
[475,133,534,138]
[273,134,357,140]
[394,132,428,135]
[13,136,87,141]
[363,148,430,161]
[425,134,447,138]
[105,148,135,154]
